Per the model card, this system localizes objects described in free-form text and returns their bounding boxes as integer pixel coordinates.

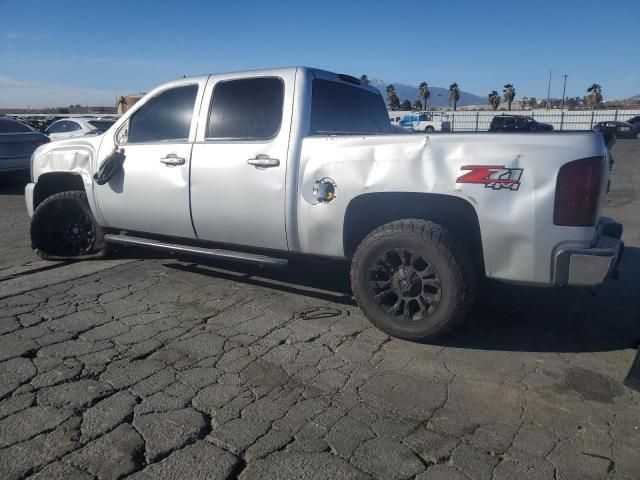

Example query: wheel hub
[392,267,421,297]
[368,248,442,321]
[43,202,96,256]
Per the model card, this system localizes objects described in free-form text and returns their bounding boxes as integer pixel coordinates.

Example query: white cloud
[0,76,121,108]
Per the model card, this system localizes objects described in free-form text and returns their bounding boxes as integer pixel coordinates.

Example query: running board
[104,234,288,268]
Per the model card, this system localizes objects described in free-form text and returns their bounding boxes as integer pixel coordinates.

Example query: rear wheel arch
[343,192,484,273]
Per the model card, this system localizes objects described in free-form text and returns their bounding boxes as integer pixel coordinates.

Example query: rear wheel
[424,126,435,133]
[350,219,476,340]
[31,191,107,260]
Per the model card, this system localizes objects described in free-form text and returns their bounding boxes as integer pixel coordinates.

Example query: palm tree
[586,84,602,110]
[386,84,400,110]
[418,82,430,111]
[503,84,516,111]
[449,83,460,111]
[488,91,500,111]
[360,75,371,85]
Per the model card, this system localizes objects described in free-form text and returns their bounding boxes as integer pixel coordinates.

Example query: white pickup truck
[397,112,451,133]
[25,67,623,340]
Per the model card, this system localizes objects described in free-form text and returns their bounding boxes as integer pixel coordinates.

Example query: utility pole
[546,70,552,110]
[561,74,568,111]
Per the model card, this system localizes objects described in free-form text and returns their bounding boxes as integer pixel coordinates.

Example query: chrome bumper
[554,219,624,286]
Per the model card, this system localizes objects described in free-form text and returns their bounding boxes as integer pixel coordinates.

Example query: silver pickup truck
[25,67,623,340]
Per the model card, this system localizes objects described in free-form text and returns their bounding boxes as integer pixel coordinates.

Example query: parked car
[26,67,622,341]
[593,121,639,139]
[46,118,116,141]
[399,112,451,132]
[0,117,50,173]
[489,115,553,132]
[625,116,640,130]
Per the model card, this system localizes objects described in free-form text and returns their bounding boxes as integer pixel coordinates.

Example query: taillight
[554,157,604,226]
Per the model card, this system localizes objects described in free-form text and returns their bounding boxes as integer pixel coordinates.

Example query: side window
[47,122,65,133]
[127,84,198,143]
[67,121,81,132]
[207,77,284,140]
[310,79,392,135]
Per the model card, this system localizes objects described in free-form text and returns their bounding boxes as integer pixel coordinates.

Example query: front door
[189,71,295,250]
[95,81,205,238]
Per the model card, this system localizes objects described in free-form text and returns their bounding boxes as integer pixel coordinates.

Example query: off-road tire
[31,191,108,260]
[350,219,476,340]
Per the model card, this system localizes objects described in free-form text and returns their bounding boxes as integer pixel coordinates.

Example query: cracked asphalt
[0,140,639,480]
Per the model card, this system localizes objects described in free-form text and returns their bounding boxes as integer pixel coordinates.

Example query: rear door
[189,70,295,250]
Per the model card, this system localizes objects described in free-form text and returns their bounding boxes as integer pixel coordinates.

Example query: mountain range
[369,79,485,107]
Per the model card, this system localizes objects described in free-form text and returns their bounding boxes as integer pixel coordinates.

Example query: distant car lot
[0,140,637,480]
[45,118,116,141]
[0,117,49,173]
[593,121,640,139]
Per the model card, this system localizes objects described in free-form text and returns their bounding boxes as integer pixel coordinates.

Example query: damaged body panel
[296,131,608,284]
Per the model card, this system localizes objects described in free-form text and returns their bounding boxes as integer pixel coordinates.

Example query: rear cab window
[309,80,391,135]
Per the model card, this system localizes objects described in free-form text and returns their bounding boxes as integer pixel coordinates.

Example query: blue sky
[1,0,638,107]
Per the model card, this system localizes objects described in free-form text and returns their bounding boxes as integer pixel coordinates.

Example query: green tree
[360,75,371,85]
[449,83,460,111]
[413,99,423,111]
[386,84,400,111]
[503,83,516,111]
[418,82,430,110]
[400,99,412,111]
[529,97,537,109]
[488,91,500,110]
[586,84,603,110]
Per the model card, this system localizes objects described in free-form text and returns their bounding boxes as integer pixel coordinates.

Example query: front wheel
[31,191,108,260]
[350,219,476,340]
[424,126,435,133]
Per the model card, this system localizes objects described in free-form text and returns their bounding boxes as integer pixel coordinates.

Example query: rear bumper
[554,218,624,286]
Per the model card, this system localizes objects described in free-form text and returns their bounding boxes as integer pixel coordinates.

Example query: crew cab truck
[26,67,623,340]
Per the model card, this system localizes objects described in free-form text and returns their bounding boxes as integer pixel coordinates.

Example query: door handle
[160,154,185,166]
[247,155,280,168]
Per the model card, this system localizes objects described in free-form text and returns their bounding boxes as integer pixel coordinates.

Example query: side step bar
[104,234,288,268]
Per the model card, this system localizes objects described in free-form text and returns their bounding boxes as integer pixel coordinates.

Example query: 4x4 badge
[457,165,523,191]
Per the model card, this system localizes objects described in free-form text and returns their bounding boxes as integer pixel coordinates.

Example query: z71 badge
[456,165,523,191]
